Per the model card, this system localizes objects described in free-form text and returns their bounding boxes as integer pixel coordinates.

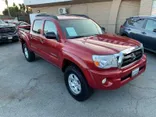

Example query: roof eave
[26,0,112,8]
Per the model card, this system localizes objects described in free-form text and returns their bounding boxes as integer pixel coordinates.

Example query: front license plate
[8,36,13,40]
[132,68,139,77]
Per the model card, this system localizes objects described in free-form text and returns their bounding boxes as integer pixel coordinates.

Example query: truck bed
[18,25,31,40]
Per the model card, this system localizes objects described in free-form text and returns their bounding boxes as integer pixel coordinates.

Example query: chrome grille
[0,27,16,34]
[121,49,143,67]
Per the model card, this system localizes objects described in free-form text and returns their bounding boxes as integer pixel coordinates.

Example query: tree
[3,3,32,17]
[13,2,16,7]
[3,0,11,17]
[19,3,32,14]
[19,4,22,11]
[3,6,20,17]
[19,3,27,13]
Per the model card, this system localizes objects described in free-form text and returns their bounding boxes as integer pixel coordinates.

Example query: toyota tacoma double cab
[19,14,147,101]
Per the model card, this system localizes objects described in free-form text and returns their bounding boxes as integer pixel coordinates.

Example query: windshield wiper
[69,36,86,39]
[69,34,100,39]
[89,34,99,36]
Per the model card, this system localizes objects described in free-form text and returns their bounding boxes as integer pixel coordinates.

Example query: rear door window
[32,20,44,34]
[145,19,156,32]
[128,18,145,28]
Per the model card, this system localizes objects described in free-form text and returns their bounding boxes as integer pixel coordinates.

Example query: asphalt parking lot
[0,42,156,117]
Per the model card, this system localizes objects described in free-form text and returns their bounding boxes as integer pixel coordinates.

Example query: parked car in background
[4,20,17,26]
[19,14,146,101]
[0,19,19,43]
[120,16,156,53]
[4,20,29,28]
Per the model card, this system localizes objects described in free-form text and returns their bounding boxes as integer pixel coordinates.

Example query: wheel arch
[61,52,96,88]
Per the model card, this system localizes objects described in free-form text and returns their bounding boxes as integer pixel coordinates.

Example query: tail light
[120,25,124,29]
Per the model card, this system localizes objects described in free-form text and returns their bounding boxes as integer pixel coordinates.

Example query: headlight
[140,43,144,53]
[92,55,118,69]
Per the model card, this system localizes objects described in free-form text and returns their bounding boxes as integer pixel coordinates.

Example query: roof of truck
[57,15,87,20]
[35,14,89,20]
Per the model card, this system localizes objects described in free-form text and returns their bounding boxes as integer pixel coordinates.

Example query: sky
[0,0,24,14]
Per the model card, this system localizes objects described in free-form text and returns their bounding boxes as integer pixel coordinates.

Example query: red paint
[120,25,124,29]
[19,15,147,90]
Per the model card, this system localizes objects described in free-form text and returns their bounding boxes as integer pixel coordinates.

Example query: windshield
[0,20,6,24]
[60,19,103,39]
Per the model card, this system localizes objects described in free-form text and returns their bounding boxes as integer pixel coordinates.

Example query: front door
[129,18,146,44]
[40,20,61,66]
[142,19,156,51]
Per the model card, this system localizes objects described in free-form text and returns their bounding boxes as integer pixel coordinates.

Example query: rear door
[142,19,156,51]
[30,20,44,54]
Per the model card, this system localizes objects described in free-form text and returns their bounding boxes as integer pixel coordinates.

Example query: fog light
[102,78,107,84]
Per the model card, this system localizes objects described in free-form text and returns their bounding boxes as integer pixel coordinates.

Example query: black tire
[12,39,19,42]
[64,65,93,101]
[22,43,35,62]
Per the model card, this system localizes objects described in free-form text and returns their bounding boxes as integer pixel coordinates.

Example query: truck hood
[0,23,15,28]
[66,33,141,55]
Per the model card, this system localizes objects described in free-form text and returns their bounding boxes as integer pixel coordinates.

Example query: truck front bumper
[0,34,19,43]
[86,55,146,90]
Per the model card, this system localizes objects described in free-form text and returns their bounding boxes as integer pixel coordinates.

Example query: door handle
[142,32,146,34]
[127,28,131,31]
[40,39,44,43]
[30,34,33,39]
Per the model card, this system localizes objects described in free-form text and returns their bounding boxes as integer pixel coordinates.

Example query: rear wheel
[64,65,93,101]
[22,43,35,62]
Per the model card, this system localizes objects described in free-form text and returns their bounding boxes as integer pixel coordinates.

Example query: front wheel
[22,43,35,62]
[64,65,93,101]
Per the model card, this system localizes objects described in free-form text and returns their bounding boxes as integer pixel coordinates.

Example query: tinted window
[128,18,145,28]
[60,19,103,39]
[145,20,156,32]
[44,21,57,35]
[33,20,43,34]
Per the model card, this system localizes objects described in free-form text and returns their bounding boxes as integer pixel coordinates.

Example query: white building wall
[139,0,153,15]
[24,0,72,5]
[31,1,112,31]
[152,0,156,15]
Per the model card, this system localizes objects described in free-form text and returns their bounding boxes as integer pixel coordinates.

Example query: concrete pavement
[0,42,156,117]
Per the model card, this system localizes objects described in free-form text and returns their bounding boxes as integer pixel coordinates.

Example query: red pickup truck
[19,14,146,101]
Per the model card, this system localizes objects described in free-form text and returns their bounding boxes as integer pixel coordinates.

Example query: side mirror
[153,29,156,33]
[45,32,57,39]
[101,27,105,32]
